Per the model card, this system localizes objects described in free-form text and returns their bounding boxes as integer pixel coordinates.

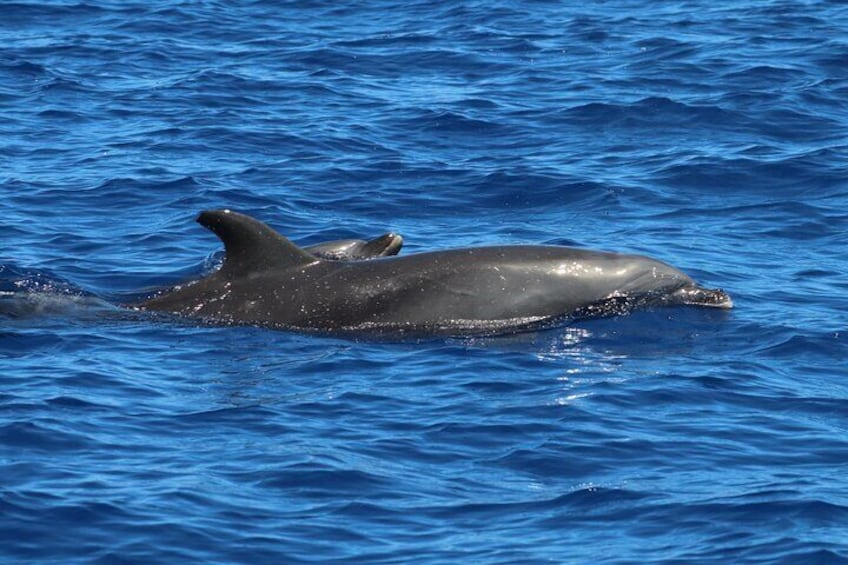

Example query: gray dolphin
[138,209,732,335]
[304,233,403,261]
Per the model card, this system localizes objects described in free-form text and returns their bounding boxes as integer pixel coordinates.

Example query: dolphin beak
[676,286,734,309]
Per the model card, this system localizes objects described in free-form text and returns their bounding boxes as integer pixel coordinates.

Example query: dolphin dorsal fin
[197,209,318,277]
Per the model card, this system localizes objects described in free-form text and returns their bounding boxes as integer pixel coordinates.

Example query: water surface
[2,1,847,563]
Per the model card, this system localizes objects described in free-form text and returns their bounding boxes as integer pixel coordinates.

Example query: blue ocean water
[2,0,847,562]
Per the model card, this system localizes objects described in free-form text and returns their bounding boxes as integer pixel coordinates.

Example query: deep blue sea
[2,1,847,563]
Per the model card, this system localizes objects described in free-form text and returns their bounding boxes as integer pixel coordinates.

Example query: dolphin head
[612,255,733,309]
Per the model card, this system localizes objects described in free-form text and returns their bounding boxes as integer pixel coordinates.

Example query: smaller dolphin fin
[197,209,318,276]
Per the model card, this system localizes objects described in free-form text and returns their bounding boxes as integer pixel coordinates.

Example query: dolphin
[137,209,732,335]
[303,233,402,261]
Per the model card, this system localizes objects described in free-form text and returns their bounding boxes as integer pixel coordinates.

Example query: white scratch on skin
[554,262,602,276]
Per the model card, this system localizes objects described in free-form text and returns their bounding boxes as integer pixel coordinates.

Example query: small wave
[0,291,112,321]
[333,32,438,50]
[399,108,512,136]
[722,64,810,84]
[562,97,737,131]
[0,421,89,452]
[0,264,114,321]
[757,332,844,361]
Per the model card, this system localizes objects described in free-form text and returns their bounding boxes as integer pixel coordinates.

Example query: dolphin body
[138,210,732,335]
